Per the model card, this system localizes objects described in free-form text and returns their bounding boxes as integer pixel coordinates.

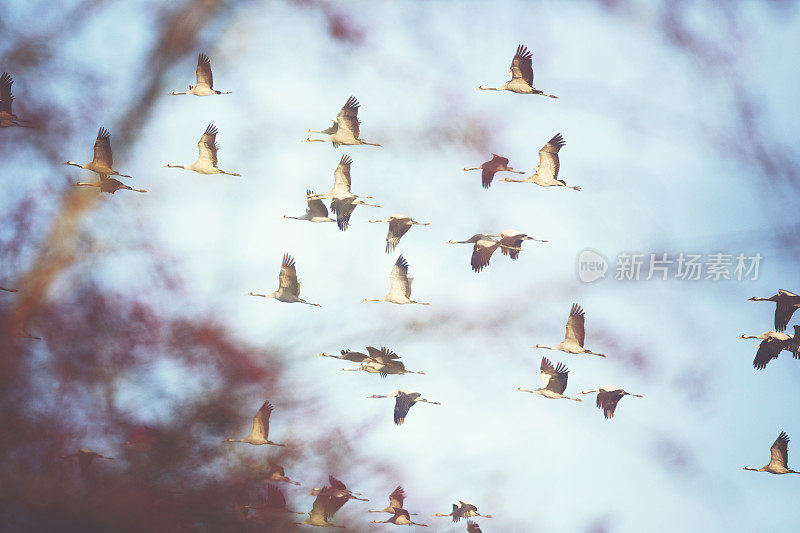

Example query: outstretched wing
[388,486,405,509]
[753,337,785,370]
[329,475,347,491]
[251,401,274,441]
[389,255,412,299]
[333,155,353,192]
[196,53,213,90]
[481,166,497,189]
[596,389,621,419]
[537,133,565,182]
[467,520,483,533]
[92,127,113,169]
[540,357,568,394]
[471,239,498,273]
[499,234,524,260]
[265,484,288,511]
[278,253,300,296]
[197,123,219,166]
[336,96,361,139]
[305,190,329,218]
[482,155,508,188]
[366,346,400,364]
[775,290,799,332]
[332,197,358,231]
[769,431,790,469]
[564,303,586,346]
[309,491,334,520]
[393,393,415,425]
[386,218,412,254]
[510,44,534,87]
[0,72,14,115]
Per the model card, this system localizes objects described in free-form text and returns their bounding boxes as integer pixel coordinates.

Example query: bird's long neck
[580,389,599,395]
[164,163,188,169]
[74,182,99,188]
[64,161,85,169]
[463,166,481,171]
[358,140,382,147]
[533,344,554,350]
[476,85,501,91]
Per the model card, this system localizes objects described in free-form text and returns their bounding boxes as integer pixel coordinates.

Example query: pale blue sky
[3,1,800,531]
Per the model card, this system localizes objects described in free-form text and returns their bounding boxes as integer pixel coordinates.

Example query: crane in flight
[163,124,241,176]
[223,400,285,446]
[168,53,231,95]
[496,230,547,260]
[63,128,132,179]
[532,304,606,357]
[742,432,799,474]
[248,253,321,306]
[304,96,382,147]
[371,507,428,527]
[738,329,800,369]
[368,390,441,425]
[446,234,518,273]
[282,190,335,223]
[74,177,146,194]
[477,44,557,97]
[580,386,643,419]
[363,256,430,305]
[433,501,493,522]
[500,133,580,190]
[463,154,525,188]
[517,357,582,402]
[368,215,430,253]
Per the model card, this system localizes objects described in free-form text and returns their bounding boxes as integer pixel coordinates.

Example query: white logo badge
[577,249,608,283]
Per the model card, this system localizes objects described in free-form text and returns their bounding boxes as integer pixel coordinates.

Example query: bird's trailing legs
[217,169,242,177]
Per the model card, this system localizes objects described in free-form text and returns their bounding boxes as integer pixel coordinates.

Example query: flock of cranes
[3,39,798,531]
